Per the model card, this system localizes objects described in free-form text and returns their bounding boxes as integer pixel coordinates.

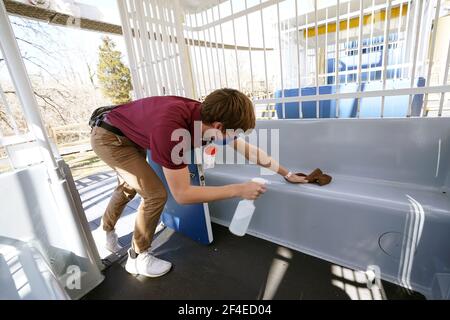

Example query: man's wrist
[284,171,293,179]
[278,167,290,177]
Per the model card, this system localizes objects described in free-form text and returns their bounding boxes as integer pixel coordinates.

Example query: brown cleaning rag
[285,168,332,186]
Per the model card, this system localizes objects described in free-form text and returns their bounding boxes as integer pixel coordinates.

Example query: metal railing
[118,0,450,119]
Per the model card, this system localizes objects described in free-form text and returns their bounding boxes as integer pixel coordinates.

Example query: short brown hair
[200,88,256,132]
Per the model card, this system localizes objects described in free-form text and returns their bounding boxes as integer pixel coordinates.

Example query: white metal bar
[117,0,143,99]
[305,9,309,87]
[244,0,254,96]
[188,13,203,98]
[194,13,208,96]
[200,11,213,92]
[230,0,241,91]
[345,1,350,84]
[259,0,269,98]
[166,4,184,96]
[173,0,196,98]
[145,0,170,95]
[129,0,148,97]
[368,0,375,82]
[135,0,158,96]
[356,0,364,118]
[395,0,404,80]
[0,82,19,135]
[156,0,177,94]
[211,6,223,88]
[438,41,450,117]
[407,0,424,117]
[254,84,450,104]
[207,9,219,90]
[335,0,340,118]
[402,0,412,78]
[422,0,441,116]
[134,0,153,97]
[314,0,319,118]
[380,0,392,118]
[217,1,228,88]
[143,0,164,96]
[295,0,302,118]
[325,7,328,86]
[204,10,218,90]
[277,0,285,118]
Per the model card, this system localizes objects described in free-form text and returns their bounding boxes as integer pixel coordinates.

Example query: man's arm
[232,137,289,176]
[163,167,266,205]
[232,138,308,183]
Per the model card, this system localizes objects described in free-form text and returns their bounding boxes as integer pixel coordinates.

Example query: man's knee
[142,186,167,205]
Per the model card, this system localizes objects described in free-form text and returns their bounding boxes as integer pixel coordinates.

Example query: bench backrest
[245,118,450,188]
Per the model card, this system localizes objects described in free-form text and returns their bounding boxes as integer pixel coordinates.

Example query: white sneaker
[103,228,122,253]
[125,248,172,278]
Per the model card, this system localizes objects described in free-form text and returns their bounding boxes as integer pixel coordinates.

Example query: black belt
[95,119,125,137]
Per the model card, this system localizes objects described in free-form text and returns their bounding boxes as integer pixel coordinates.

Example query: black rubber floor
[83,224,425,300]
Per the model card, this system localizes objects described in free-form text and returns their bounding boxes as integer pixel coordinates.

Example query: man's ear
[211,122,224,132]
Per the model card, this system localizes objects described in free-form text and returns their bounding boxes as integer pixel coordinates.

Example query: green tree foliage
[97,37,132,105]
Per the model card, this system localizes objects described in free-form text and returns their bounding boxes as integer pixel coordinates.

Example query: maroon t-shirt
[106,96,202,170]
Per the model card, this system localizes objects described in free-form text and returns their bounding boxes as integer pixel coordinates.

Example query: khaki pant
[90,126,167,253]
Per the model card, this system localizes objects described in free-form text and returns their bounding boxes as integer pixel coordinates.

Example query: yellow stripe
[304,3,408,38]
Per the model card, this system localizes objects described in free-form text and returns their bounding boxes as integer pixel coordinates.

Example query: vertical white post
[204,10,218,90]
[230,0,241,91]
[194,13,208,95]
[325,7,328,86]
[143,0,165,96]
[129,0,148,97]
[356,0,364,118]
[314,0,319,118]
[156,0,177,95]
[402,0,412,79]
[346,1,350,84]
[117,0,143,99]
[277,0,285,118]
[305,10,309,87]
[335,0,340,118]
[211,6,223,88]
[260,0,269,99]
[174,0,196,98]
[438,41,450,117]
[200,11,213,92]
[188,13,203,98]
[396,0,404,80]
[166,5,185,96]
[422,0,441,116]
[295,0,302,118]
[135,0,158,96]
[245,0,254,96]
[368,0,375,82]
[380,0,392,118]
[146,1,171,94]
[218,1,229,88]
[407,0,424,117]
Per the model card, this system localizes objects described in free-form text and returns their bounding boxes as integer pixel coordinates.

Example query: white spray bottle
[229,178,268,236]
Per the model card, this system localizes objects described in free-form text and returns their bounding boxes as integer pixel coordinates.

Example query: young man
[90,88,307,278]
